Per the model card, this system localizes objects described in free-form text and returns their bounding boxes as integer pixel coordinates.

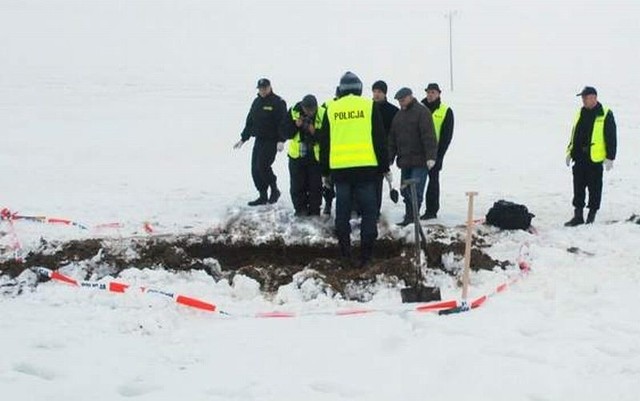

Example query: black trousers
[289,156,322,215]
[251,138,278,193]
[572,161,603,210]
[425,167,441,214]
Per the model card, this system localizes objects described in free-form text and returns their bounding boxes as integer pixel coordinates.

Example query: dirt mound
[1,224,509,301]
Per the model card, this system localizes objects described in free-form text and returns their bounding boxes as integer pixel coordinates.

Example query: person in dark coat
[319,72,389,268]
[279,94,324,216]
[564,86,617,226]
[420,83,454,219]
[389,87,437,226]
[371,80,399,218]
[234,78,287,206]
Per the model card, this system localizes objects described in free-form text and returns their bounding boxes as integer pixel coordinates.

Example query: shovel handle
[461,192,478,301]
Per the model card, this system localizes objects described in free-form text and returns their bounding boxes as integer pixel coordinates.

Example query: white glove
[604,159,614,171]
[566,155,572,167]
[384,171,393,185]
[233,140,245,150]
[426,160,436,170]
[322,176,332,188]
[277,142,285,152]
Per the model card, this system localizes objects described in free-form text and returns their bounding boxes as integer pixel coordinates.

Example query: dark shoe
[420,211,437,220]
[322,202,332,215]
[396,216,412,227]
[268,187,281,204]
[338,238,351,259]
[564,208,584,227]
[248,193,268,206]
[358,242,374,268]
[586,210,597,224]
[294,209,308,217]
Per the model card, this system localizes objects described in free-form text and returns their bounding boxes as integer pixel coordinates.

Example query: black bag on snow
[485,200,535,230]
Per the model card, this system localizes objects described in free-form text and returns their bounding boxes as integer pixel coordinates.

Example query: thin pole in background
[446,10,457,92]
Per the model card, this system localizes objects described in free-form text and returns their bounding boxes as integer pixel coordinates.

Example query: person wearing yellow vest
[279,94,324,216]
[564,86,617,226]
[420,83,454,220]
[319,72,389,268]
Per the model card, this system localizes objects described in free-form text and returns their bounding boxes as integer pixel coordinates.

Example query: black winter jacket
[240,92,287,142]
[376,99,399,135]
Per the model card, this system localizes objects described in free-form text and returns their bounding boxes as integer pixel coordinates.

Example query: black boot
[268,183,281,204]
[359,240,374,268]
[420,211,437,220]
[322,199,332,215]
[397,204,413,227]
[338,237,353,268]
[564,208,584,227]
[586,209,597,224]
[248,191,268,206]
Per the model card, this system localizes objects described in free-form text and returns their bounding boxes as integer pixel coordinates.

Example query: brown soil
[1,227,509,301]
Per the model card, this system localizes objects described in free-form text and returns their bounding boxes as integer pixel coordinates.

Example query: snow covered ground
[1,0,640,400]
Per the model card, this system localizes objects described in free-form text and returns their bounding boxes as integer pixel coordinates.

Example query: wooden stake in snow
[461,191,478,305]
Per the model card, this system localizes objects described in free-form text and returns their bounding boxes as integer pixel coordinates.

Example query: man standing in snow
[388,87,437,227]
[319,71,389,268]
[234,78,287,206]
[565,86,617,226]
[279,94,324,216]
[372,80,398,218]
[420,83,454,220]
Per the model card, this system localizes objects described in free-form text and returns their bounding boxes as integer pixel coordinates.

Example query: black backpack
[485,200,535,230]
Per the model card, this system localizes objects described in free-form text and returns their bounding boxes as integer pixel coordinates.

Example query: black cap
[372,80,388,95]
[577,86,597,97]
[425,83,441,92]
[394,87,413,100]
[256,78,271,88]
[338,71,363,96]
[301,94,318,108]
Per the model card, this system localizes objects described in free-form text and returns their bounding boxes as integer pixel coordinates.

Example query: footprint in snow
[12,362,58,381]
[309,381,361,398]
[117,379,161,397]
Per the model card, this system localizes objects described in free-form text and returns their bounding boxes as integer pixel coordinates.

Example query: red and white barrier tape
[37,267,218,313]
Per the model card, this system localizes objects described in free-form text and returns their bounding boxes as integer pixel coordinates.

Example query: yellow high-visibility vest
[327,95,377,169]
[287,107,325,161]
[431,103,449,143]
[567,106,609,162]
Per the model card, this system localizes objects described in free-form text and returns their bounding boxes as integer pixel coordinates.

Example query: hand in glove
[322,176,332,188]
[426,160,436,170]
[604,159,614,171]
[233,140,245,150]
[277,142,285,152]
[566,155,572,167]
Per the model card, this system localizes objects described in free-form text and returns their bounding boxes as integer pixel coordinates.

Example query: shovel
[399,178,441,303]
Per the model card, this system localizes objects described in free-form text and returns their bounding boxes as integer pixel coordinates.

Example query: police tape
[438,241,532,315]
[0,206,158,236]
[36,267,218,313]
